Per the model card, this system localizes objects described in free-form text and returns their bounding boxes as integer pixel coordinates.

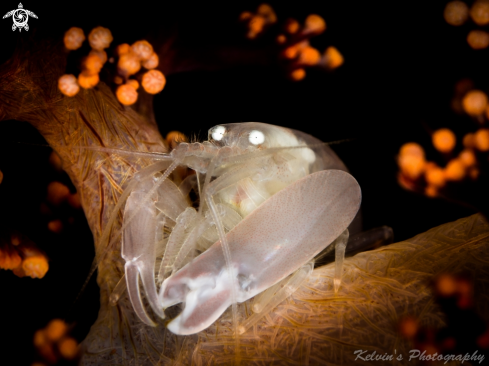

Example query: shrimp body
[107,122,360,335]
[208,123,347,218]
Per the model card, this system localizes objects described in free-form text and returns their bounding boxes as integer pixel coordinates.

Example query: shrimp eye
[249,130,265,145]
[211,126,226,141]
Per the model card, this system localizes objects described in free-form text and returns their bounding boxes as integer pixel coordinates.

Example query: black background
[0,1,484,364]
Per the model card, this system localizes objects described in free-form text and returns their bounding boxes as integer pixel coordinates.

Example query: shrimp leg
[157,207,199,283]
[158,204,242,283]
[334,228,349,293]
[242,260,315,334]
[200,154,273,341]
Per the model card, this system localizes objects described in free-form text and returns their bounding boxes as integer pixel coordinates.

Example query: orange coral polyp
[59,337,79,360]
[89,49,107,64]
[398,155,426,180]
[399,317,419,339]
[444,1,469,26]
[22,255,49,279]
[436,274,457,296]
[257,3,277,24]
[239,11,253,22]
[142,52,159,69]
[290,68,306,81]
[33,330,48,348]
[304,14,326,35]
[299,47,321,66]
[425,185,439,198]
[470,0,489,25]
[127,79,139,90]
[88,26,113,51]
[45,319,67,342]
[459,149,476,167]
[324,47,344,69]
[116,43,131,56]
[67,192,81,209]
[131,40,154,61]
[0,247,21,270]
[474,128,489,151]
[462,90,488,116]
[276,34,286,44]
[400,142,425,158]
[78,72,99,89]
[283,46,299,59]
[248,15,266,37]
[284,19,300,34]
[432,128,456,153]
[58,75,79,97]
[166,131,187,149]
[467,30,489,50]
[425,166,445,188]
[142,70,166,94]
[47,181,70,206]
[118,52,141,76]
[116,84,138,106]
[445,159,466,181]
[83,54,103,75]
[48,219,63,233]
[63,27,85,51]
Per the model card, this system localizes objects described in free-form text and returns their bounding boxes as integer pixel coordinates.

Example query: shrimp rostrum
[101,122,361,335]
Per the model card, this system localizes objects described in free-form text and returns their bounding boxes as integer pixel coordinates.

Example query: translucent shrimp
[96,122,360,337]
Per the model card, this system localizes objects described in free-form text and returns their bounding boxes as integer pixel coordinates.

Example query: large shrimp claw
[160,169,361,335]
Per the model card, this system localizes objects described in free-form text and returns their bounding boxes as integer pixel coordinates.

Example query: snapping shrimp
[95,122,361,336]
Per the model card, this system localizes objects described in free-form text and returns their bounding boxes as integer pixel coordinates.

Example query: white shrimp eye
[211,126,226,141]
[249,130,265,145]
[302,147,316,164]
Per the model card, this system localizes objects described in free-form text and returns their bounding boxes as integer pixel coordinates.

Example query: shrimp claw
[122,183,165,326]
[160,169,361,335]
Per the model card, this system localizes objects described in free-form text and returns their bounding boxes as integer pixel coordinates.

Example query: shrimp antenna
[73,146,172,160]
[322,137,358,146]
